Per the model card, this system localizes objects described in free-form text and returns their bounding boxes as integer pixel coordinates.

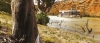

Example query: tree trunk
[11,0,38,43]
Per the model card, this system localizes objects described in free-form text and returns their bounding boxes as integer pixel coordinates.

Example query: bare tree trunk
[86,20,90,33]
[86,20,92,34]
[11,0,38,43]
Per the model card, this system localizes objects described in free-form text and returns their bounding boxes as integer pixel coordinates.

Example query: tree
[37,0,55,13]
[11,0,38,43]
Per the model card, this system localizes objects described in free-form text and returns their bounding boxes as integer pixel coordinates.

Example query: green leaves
[36,13,50,25]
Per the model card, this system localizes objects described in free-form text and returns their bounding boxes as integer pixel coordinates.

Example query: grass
[0,11,12,35]
[0,11,12,28]
[38,24,100,43]
[63,17,100,35]
[0,12,100,43]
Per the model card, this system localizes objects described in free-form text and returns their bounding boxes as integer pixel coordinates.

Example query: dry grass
[38,24,99,43]
[63,17,100,35]
[0,11,12,35]
[0,12,12,23]
[0,12,100,43]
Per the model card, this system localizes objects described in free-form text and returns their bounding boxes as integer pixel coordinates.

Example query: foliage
[48,9,59,16]
[36,13,50,25]
[0,0,11,14]
[0,0,11,3]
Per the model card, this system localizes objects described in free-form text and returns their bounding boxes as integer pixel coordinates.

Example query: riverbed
[47,16,100,41]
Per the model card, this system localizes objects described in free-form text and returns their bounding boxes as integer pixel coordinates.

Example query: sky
[55,0,62,2]
[34,0,38,5]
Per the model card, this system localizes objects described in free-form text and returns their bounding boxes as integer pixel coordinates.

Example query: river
[47,16,100,41]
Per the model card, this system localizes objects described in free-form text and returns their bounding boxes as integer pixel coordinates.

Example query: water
[47,16,100,41]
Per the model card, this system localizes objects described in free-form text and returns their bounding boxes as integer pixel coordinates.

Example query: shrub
[36,12,50,25]
[0,0,11,14]
[80,12,90,17]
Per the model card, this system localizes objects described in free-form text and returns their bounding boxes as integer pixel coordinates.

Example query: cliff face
[86,0,100,16]
[49,0,100,16]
